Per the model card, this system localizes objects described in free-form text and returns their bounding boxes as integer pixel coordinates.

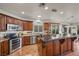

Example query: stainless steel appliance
[30,36,36,44]
[10,37,22,53]
[6,33,22,53]
[6,24,22,53]
[7,24,22,31]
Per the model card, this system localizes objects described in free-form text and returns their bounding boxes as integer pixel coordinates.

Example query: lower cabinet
[42,43,47,56]
[22,36,30,46]
[0,40,9,56]
[67,38,72,52]
[53,40,60,56]
[41,38,74,56]
[42,41,54,56]
[60,39,68,55]
[42,40,60,56]
[46,41,54,56]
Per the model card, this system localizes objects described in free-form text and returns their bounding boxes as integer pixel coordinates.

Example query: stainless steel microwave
[7,24,22,31]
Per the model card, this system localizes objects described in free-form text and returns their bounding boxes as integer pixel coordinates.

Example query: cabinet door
[27,21,33,31]
[60,39,67,55]
[6,16,15,24]
[22,36,30,46]
[14,19,23,28]
[42,45,47,56]
[23,21,27,30]
[47,41,53,56]
[44,23,50,30]
[23,21,33,31]
[1,40,9,56]
[53,40,60,56]
[13,18,19,25]
[0,14,6,31]
[67,38,72,51]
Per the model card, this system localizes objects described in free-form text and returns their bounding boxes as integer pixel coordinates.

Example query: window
[34,25,43,32]
[33,20,43,33]
[51,24,59,34]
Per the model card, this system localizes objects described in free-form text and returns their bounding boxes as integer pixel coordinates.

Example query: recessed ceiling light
[21,11,24,14]
[37,15,42,18]
[60,11,64,14]
[45,7,48,10]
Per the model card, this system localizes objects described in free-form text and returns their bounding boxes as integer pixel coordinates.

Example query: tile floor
[10,44,39,56]
[66,40,79,56]
[10,40,79,56]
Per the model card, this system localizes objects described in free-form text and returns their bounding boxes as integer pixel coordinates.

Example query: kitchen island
[37,36,77,56]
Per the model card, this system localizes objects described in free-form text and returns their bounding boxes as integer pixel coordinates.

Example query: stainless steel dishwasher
[30,36,36,44]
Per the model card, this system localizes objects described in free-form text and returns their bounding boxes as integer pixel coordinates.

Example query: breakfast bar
[37,36,77,56]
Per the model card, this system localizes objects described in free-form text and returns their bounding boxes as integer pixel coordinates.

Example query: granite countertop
[41,35,77,42]
[0,38,8,42]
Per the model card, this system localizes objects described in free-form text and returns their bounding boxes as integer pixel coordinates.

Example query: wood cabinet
[6,16,19,25]
[67,38,72,51]
[0,14,6,31]
[44,23,50,30]
[6,16,15,24]
[14,19,23,28]
[6,16,23,27]
[18,20,23,28]
[27,21,33,31]
[53,40,60,56]
[60,39,68,55]
[47,41,54,56]
[23,21,33,31]
[23,21,27,30]
[0,40,9,56]
[42,44,47,56]
[42,40,60,56]
[40,37,75,56]
[22,36,30,46]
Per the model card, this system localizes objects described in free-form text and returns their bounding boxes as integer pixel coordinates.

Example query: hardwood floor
[9,40,79,56]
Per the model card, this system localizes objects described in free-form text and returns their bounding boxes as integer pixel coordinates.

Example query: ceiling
[0,3,79,24]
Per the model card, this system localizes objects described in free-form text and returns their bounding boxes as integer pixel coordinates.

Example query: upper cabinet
[14,19,23,28]
[0,13,33,31]
[44,23,50,30]
[6,16,15,24]
[0,14,6,31]
[23,21,33,31]
[6,16,23,28]
[27,21,33,31]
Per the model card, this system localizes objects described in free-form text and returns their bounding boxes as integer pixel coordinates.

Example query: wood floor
[9,40,79,56]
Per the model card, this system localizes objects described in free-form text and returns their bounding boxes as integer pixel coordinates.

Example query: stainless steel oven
[10,38,22,53]
[5,33,22,53]
[6,24,22,53]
